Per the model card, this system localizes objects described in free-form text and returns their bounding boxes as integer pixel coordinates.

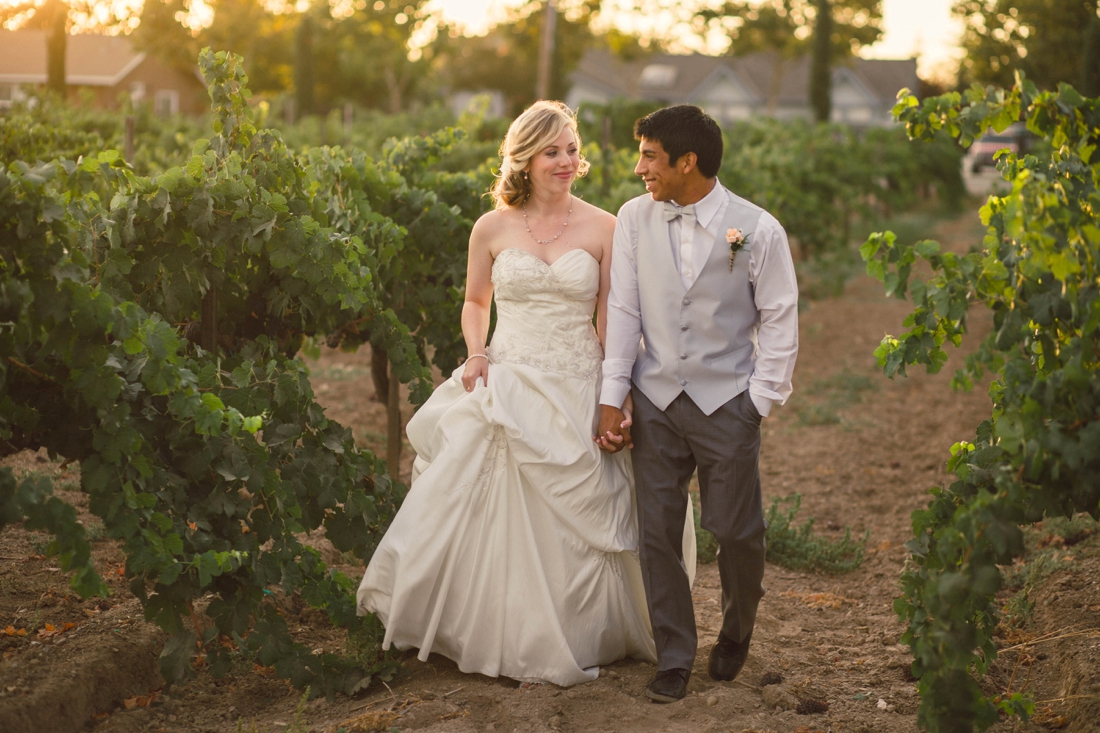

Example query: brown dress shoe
[708,629,752,681]
[645,667,691,703]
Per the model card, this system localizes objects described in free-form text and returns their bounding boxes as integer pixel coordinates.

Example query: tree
[436,0,597,115]
[316,0,437,113]
[953,0,1099,90]
[698,0,883,59]
[809,0,831,122]
[131,0,201,73]
[1,0,71,96]
[690,0,879,116]
[196,0,294,95]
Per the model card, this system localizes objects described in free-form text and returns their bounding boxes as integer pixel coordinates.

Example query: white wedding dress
[356,247,694,686]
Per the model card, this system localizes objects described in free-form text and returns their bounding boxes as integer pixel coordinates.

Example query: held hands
[461,354,489,392]
[595,393,634,453]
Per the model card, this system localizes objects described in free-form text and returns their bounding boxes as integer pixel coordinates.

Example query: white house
[566,49,919,128]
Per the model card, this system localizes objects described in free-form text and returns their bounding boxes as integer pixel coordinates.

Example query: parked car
[964,123,1029,173]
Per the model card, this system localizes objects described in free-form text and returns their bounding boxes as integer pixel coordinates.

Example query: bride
[356,101,693,686]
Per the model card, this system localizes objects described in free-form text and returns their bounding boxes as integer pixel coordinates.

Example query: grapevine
[863,75,1100,731]
[0,49,465,697]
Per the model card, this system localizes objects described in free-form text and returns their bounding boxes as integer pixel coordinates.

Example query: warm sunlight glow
[0,0,966,80]
[860,0,964,83]
[426,0,522,34]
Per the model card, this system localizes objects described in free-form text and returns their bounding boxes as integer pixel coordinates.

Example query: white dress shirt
[668,179,728,290]
[601,182,799,417]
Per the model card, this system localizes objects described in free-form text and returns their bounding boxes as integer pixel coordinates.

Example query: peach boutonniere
[727,228,749,271]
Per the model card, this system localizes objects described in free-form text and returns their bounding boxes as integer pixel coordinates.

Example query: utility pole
[809,0,832,123]
[536,0,558,100]
[294,12,315,118]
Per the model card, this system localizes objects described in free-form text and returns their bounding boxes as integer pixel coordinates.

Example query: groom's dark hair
[634,105,723,178]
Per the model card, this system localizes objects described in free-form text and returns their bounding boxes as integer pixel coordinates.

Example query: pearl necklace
[523,196,573,245]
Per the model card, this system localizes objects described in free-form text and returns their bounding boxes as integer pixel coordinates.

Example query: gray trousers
[631,387,767,672]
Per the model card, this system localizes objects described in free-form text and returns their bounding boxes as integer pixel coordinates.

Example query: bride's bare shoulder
[573,197,616,231]
[470,208,516,242]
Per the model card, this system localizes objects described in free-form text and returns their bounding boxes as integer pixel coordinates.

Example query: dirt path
[2,210,1098,733]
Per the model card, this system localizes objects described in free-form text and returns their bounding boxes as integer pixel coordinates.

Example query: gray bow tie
[663,202,696,224]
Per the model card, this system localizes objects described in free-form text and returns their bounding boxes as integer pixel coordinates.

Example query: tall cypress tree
[1082,15,1100,97]
[294,13,315,117]
[809,0,832,123]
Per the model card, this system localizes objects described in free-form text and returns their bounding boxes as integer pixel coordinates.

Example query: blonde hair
[489,100,589,210]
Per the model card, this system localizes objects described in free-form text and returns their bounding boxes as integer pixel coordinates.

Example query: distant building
[0,31,206,115]
[566,49,918,128]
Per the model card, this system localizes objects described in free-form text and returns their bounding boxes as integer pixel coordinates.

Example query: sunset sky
[430,0,965,80]
[0,0,967,81]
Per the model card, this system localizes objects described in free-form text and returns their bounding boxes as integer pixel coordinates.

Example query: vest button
[679,353,687,359]
[680,325,688,331]
[679,379,687,386]
[682,298,690,305]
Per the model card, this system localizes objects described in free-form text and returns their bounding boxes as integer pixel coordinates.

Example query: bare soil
[1,210,1098,733]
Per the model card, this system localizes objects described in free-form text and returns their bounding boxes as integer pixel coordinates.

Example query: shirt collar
[675,180,726,229]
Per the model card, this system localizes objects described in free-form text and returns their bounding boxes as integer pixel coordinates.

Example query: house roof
[569,50,918,108]
[0,30,146,86]
[688,63,766,105]
[731,50,797,104]
[849,57,920,102]
[570,49,636,98]
[636,54,725,102]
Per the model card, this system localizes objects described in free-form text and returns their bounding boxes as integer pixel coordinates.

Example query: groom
[597,105,798,703]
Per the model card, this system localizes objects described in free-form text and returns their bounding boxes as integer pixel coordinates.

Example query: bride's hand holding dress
[460,353,489,392]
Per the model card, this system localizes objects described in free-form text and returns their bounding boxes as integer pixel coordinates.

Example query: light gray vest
[631,188,764,416]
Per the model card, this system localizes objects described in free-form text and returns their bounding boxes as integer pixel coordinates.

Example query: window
[725,104,751,121]
[154,89,179,117]
[0,84,25,109]
[130,82,146,103]
[846,107,873,124]
[639,64,678,88]
[701,103,751,124]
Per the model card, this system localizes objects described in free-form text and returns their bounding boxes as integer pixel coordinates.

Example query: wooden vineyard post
[124,115,135,164]
[201,287,218,357]
[386,360,402,481]
[370,346,389,404]
[601,114,611,196]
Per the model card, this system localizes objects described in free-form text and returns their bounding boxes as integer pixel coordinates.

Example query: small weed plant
[692,490,868,573]
[765,494,869,573]
[999,513,1096,627]
[796,369,876,428]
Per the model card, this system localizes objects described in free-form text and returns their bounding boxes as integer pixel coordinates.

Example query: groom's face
[634,138,688,203]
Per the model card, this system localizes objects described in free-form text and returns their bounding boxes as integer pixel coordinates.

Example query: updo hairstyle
[489,100,589,210]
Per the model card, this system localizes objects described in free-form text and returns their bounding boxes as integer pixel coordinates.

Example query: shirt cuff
[599,381,631,410]
[749,391,772,418]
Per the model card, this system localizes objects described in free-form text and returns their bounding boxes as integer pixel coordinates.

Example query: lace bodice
[487,248,604,380]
